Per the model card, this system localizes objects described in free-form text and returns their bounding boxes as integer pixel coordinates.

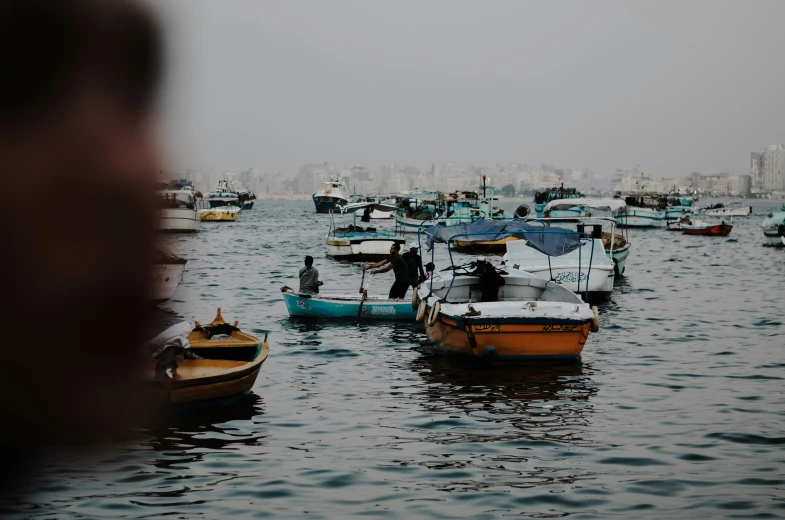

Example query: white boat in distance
[699,202,752,217]
[157,183,198,232]
[313,178,350,213]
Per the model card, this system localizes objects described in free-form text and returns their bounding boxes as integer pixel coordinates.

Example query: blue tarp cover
[425,218,583,257]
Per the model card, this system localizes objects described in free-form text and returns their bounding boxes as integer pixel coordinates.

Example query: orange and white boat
[415,266,598,361]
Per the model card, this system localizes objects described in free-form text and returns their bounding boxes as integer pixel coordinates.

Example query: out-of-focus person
[0,0,163,494]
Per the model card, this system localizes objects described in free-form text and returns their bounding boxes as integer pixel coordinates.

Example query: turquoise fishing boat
[533,184,585,217]
[281,288,417,320]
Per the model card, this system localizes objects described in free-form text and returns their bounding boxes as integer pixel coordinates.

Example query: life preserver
[427,301,441,326]
[411,290,418,310]
[416,300,427,322]
[591,306,600,332]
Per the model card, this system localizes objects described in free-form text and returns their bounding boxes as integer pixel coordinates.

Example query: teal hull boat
[282,290,417,320]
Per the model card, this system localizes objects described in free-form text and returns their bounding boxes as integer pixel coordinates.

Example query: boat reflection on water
[138,393,267,469]
[408,349,598,446]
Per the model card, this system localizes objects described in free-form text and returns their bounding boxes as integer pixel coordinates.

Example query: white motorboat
[326,205,406,261]
[616,194,666,227]
[157,183,198,232]
[503,219,616,300]
[544,199,632,276]
[151,248,187,304]
[699,202,752,217]
[313,178,350,213]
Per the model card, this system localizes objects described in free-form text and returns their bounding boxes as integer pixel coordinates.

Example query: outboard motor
[514,204,531,218]
[576,223,586,235]
[592,224,603,239]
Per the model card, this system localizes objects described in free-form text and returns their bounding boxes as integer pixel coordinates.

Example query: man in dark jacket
[476,262,506,302]
[299,255,323,294]
[364,243,409,298]
[401,243,426,288]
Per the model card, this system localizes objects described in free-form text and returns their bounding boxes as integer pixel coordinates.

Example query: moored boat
[197,206,240,222]
[144,308,269,405]
[699,202,752,217]
[151,247,187,304]
[616,193,666,228]
[417,226,598,360]
[503,219,617,300]
[761,206,785,246]
[326,205,406,261]
[157,182,198,232]
[416,264,598,361]
[533,184,585,218]
[313,178,350,213]
[280,287,417,320]
[682,220,733,236]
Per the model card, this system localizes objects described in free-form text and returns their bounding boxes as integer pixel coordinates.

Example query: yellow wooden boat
[197,207,239,222]
[144,308,269,404]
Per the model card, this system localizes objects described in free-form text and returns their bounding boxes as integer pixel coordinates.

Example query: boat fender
[778,224,785,237]
[591,305,600,332]
[412,290,418,310]
[416,300,427,322]
[427,301,441,326]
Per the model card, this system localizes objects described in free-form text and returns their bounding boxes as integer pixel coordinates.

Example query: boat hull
[607,242,631,275]
[514,266,614,298]
[151,262,185,304]
[144,343,268,404]
[665,207,694,219]
[616,208,665,228]
[283,291,416,319]
[424,308,591,360]
[314,195,347,214]
[158,208,198,232]
[242,201,254,210]
[701,207,751,217]
[683,224,732,236]
[198,207,239,221]
[395,214,437,233]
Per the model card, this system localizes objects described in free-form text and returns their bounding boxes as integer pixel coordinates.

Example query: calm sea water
[6,199,785,519]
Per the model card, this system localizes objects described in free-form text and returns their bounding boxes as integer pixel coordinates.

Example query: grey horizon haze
[154,0,785,178]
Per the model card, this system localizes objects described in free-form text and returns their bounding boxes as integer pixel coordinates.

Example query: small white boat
[699,202,752,217]
[158,189,198,232]
[151,248,187,304]
[543,199,632,276]
[616,194,666,227]
[314,178,350,213]
[326,205,405,261]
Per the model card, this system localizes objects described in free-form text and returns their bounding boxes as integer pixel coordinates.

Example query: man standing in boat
[402,242,426,289]
[363,243,410,299]
[299,255,323,294]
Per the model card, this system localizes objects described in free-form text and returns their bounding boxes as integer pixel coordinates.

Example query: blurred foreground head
[0,0,162,481]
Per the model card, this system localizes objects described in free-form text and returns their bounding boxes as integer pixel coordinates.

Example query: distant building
[751,145,784,193]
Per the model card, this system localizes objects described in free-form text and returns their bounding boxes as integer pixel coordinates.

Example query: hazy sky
[153,0,785,177]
